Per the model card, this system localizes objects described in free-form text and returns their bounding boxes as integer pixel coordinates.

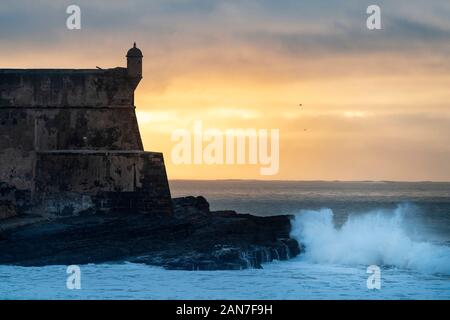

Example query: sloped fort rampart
[0,44,172,217]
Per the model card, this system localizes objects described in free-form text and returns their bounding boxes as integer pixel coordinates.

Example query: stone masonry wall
[0,66,172,217]
[34,151,171,216]
[0,68,138,108]
[0,108,144,190]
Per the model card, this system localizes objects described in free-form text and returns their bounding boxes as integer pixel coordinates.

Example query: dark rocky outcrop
[0,196,300,270]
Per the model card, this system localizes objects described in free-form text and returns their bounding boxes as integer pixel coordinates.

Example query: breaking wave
[290,204,450,275]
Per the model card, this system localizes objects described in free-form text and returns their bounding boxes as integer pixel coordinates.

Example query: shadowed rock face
[0,197,301,270]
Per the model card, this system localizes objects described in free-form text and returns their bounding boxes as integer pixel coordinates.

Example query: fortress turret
[126,42,143,78]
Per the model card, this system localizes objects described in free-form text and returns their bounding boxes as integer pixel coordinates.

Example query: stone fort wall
[0,66,172,216]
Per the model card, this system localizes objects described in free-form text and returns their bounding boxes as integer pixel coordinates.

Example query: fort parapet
[0,44,172,217]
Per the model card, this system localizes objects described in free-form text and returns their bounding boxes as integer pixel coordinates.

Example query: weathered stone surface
[33,151,171,216]
[0,197,301,270]
[0,182,17,220]
[0,45,172,215]
[0,68,138,108]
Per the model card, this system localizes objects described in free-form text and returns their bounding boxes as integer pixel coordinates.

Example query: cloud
[2,0,450,79]
[2,0,450,180]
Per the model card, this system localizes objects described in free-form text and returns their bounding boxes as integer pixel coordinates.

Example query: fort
[0,45,299,270]
[0,43,171,218]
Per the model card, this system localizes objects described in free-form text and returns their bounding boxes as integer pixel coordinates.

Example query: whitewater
[1,181,449,299]
[290,204,450,275]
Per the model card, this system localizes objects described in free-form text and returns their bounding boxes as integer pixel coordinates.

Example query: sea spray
[290,203,450,275]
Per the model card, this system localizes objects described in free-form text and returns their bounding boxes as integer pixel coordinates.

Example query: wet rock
[172,196,210,216]
[0,196,301,270]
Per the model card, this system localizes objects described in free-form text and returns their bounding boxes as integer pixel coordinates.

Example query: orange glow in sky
[1,0,449,181]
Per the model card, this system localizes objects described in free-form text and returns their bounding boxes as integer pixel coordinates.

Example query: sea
[1,180,449,300]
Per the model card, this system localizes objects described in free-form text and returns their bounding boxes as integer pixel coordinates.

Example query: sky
[1,0,450,181]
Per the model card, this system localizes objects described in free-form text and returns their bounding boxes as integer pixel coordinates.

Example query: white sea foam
[290,204,450,275]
